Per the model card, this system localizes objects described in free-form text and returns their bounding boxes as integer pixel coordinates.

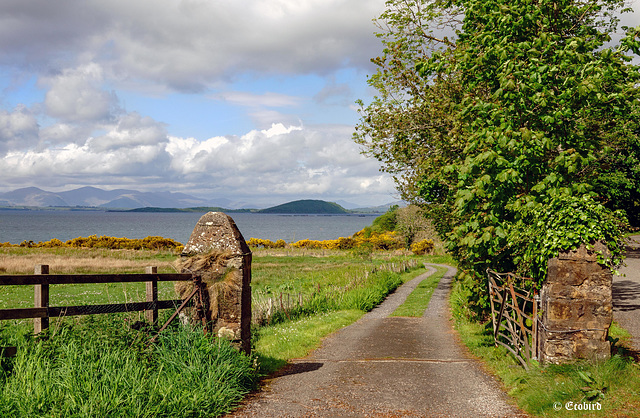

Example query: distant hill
[352,201,406,213]
[1,187,68,207]
[124,206,253,213]
[258,200,349,214]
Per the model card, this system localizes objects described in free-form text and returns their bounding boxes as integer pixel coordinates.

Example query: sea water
[0,210,379,245]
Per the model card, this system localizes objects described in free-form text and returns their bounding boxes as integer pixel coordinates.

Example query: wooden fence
[487,269,539,370]
[0,264,197,336]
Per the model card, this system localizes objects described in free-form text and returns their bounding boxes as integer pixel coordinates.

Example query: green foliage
[371,205,398,232]
[577,370,608,401]
[356,0,640,312]
[510,195,628,285]
[395,204,438,248]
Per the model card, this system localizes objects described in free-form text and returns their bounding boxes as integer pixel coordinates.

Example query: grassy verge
[391,266,447,317]
[450,275,640,417]
[253,310,364,373]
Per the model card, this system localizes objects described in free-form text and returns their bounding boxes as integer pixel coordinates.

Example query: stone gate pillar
[180,212,252,354]
[539,242,612,364]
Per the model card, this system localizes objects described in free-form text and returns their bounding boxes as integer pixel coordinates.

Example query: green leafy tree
[372,204,399,232]
[356,0,639,311]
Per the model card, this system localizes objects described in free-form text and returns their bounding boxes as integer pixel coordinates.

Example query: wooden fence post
[34,264,49,334]
[145,266,158,324]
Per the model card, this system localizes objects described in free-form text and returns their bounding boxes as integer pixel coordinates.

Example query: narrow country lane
[615,235,640,351]
[230,265,527,417]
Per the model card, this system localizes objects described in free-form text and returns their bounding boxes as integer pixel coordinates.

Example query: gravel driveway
[230,265,526,417]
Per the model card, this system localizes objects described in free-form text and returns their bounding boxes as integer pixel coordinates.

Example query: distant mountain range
[0,187,399,213]
[0,186,214,209]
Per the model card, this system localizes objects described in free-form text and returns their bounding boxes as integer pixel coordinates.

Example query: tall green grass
[0,316,256,417]
[341,270,403,311]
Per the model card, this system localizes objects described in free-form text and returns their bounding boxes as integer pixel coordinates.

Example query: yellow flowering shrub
[352,229,404,250]
[289,239,323,249]
[12,235,182,250]
[247,238,286,248]
[249,230,404,251]
[410,239,435,255]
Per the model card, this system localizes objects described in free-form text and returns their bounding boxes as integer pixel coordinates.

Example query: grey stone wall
[539,242,612,364]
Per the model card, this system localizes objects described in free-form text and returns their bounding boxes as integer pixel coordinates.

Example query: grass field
[0,246,435,417]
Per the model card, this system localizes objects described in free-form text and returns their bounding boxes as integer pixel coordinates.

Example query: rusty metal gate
[487,269,539,370]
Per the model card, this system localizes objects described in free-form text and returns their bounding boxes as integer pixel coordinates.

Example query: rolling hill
[258,200,349,214]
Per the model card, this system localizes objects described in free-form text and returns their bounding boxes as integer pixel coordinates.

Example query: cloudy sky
[1,1,639,208]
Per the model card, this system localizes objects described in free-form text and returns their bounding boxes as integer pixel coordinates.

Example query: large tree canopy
[355,0,640,308]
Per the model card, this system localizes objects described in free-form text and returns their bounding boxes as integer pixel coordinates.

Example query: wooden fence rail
[0,265,194,335]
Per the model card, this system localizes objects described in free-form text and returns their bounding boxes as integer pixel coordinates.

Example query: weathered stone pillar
[179,212,252,354]
[539,242,612,364]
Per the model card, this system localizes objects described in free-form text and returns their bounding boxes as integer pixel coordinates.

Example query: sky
[1,1,640,208]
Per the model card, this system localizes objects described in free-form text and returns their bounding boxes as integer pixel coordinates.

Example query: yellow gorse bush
[246,238,286,248]
[5,235,183,251]
[410,239,435,255]
[248,229,405,251]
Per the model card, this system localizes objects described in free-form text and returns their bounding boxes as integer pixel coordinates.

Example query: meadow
[0,244,436,417]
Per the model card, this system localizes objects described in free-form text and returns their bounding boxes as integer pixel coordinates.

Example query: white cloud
[0,120,394,204]
[217,92,302,108]
[0,0,399,205]
[0,106,40,154]
[42,63,119,123]
[0,0,385,91]
[87,113,167,152]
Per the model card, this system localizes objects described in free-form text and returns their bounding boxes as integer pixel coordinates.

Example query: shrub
[247,238,287,249]
[510,194,628,286]
[371,205,398,232]
[335,237,356,250]
[3,235,183,251]
[353,230,404,250]
[410,239,434,255]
